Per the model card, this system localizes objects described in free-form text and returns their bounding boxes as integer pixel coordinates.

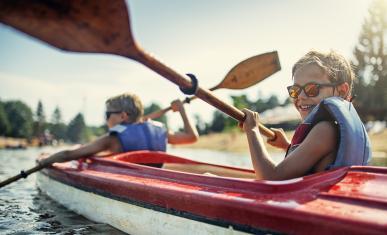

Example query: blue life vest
[287,97,371,169]
[109,121,167,152]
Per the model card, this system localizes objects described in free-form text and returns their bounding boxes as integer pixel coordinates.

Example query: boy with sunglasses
[241,50,371,180]
[39,92,198,166]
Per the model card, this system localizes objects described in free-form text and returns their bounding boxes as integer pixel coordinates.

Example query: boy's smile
[298,104,316,112]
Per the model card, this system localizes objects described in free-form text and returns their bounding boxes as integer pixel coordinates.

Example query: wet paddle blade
[218,51,281,90]
[0,0,275,138]
[0,0,138,57]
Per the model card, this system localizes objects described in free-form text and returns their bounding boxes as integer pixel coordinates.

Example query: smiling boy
[241,50,371,180]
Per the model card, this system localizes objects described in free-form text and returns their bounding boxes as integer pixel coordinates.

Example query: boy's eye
[304,83,320,96]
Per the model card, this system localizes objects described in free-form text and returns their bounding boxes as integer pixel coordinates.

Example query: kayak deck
[38,151,387,235]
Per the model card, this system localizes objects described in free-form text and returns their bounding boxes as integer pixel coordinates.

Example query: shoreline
[2,130,386,165]
[177,129,387,165]
[176,130,292,154]
[0,136,28,149]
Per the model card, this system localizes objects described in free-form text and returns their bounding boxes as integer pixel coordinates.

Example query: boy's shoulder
[109,124,127,133]
[146,120,165,128]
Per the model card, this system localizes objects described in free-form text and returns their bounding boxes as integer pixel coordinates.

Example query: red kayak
[37,150,387,235]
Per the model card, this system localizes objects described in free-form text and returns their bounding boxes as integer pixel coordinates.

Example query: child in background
[39,92,198,166]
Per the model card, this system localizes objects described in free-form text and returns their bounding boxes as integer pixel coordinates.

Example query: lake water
[0,146,283,235]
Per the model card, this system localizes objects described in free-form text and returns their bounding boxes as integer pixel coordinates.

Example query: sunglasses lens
[304,83,319,97]
[288,86,301,98]
[105,111,123,120]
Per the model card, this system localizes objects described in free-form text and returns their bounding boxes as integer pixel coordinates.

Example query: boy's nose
[298,89,308,99]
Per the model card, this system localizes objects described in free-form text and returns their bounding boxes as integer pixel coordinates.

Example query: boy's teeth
[300,105,311,109]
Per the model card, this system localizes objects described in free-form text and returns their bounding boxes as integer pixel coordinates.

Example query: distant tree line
[0,99,171,145]
[193,95,294,135]
[351,0,387,121]
[0,99,105,144]
[0,96,292,142]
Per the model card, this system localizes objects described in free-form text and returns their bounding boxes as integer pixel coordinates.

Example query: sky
[0,0,373,130]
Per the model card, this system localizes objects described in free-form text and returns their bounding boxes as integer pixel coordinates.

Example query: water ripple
[0,147,125,235]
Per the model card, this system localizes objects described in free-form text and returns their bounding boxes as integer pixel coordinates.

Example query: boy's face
[105,109,129,128]
[291,64,336,120]
[106,112,122,128]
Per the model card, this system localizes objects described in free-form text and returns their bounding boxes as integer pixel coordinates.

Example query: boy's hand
[171,99,184,112]
[36,152,49,163]
[240,109,260,132]
[267,128,290,150]
[37,154,54,166]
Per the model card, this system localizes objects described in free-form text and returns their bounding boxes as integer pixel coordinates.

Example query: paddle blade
[0,0,137,57]
[217,51,281,90]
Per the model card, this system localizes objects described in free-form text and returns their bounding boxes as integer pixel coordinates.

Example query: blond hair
[292,50,355,96]
[105,92,144,123]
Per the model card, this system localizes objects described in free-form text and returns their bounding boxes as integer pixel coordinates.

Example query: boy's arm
[243,108,337,180]
[268,121,337,179]
[39,134,120,166]
[167,100,199,145]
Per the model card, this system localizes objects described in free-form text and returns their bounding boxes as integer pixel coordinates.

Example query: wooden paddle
[144,52,281,120]
[0,1,280,188]
[0,165,45,188]
[0,0,278,138]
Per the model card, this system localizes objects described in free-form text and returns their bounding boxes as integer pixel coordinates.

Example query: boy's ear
[337,82,350,99]
[121,112,129,121]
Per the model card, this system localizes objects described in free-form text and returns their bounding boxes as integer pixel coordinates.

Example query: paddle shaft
[143,88,213,120]
[0,164,45,188]
[130,49,275,139]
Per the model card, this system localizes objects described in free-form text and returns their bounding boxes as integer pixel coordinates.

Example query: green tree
[0,100,10,135]
[352,0,387,120]
[4,100,33,138]
[144,102,168,127]
[206,93,284,133]
[254,94,281,113]
[281,97,292,106]
[51,106,62,123]
[208,111,226,132]
[33,100,46,137]
[230,94,252,110]
[266,95,280,108]
[208,111,237,133]
[87,125,107,140]
[66,113,88,143]
[49,106,67,140]
[194,114,209,135]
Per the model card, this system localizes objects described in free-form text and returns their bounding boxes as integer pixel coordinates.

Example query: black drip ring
[180,73,198,95]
